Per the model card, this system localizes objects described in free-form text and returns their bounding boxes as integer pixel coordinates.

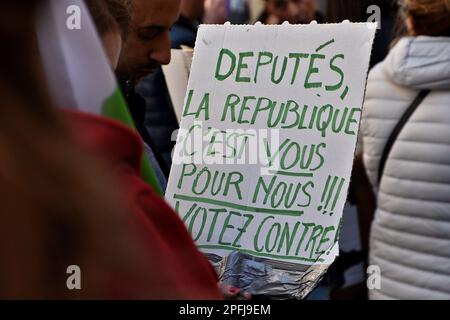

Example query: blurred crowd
[0,0,449,300]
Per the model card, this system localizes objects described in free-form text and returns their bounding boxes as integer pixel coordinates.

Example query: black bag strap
[377,90,430,185]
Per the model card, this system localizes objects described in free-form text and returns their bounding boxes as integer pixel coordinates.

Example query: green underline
[173,194,303,217]
[198,244,325,263]
[268,170,314,178]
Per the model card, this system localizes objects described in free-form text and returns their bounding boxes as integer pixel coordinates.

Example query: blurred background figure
[172,0,205,48]
[0,0,153,299]
[327,0,397,68]
[258,0,326,24]
[204,0,229,24]
[228,0,251,23]
[359,0,450,300]
[203,0,251,24]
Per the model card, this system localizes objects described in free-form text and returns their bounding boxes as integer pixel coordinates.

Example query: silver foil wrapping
[207,248,334,300]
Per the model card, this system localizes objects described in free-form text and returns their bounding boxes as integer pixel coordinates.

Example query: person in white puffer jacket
[359,0,450,299]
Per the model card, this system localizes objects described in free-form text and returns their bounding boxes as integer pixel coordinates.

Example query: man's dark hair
[85,0,132,38]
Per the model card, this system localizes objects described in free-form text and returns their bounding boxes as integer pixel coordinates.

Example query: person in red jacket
[65,109,222,299]
[0,0,224,299]
[68,0,223,299]
[2,1,215,299]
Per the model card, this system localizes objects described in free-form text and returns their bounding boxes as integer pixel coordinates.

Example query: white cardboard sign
[166,22,376,266]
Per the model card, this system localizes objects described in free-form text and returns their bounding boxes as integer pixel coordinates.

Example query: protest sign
[162,48,194,123]
[166,22,376,274]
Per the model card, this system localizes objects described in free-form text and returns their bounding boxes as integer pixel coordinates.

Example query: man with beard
[135,0,205,173]
[116,0,181,190]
